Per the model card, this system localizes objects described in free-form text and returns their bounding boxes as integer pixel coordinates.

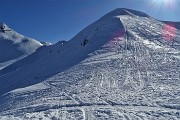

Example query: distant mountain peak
[0,21,43,67]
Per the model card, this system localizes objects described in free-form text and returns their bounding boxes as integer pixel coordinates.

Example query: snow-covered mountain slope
[0,8,180,119]
[0,22,43,70]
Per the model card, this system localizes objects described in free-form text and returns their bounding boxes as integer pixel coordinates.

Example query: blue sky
[0,0,180,43]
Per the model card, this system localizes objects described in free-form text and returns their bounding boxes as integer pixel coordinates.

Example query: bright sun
[151,0,177,9]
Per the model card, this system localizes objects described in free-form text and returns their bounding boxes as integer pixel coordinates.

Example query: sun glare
[151,0,177,9]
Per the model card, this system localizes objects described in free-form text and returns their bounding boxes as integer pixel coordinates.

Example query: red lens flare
[161,23,176,41]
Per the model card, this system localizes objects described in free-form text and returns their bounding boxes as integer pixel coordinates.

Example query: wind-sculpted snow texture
[0,8,180,120]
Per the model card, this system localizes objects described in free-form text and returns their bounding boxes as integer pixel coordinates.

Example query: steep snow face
[0,11,125,96]
[0,8,180,119]
[0,23,42,69]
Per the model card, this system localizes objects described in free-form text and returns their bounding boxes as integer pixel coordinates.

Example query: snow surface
[0,8,180,119]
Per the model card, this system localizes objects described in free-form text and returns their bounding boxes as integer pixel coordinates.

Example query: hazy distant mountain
[0,8,180,120]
